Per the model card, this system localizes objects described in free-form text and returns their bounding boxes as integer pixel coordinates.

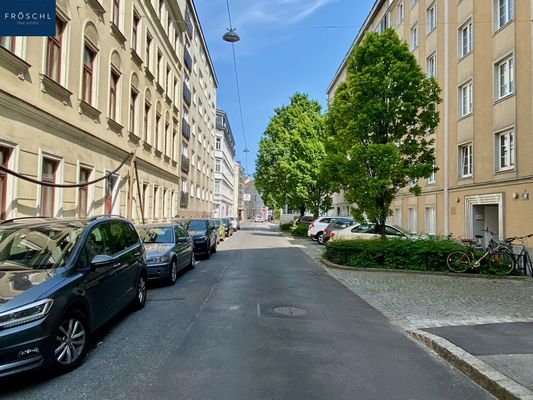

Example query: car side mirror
[91,254,114,268]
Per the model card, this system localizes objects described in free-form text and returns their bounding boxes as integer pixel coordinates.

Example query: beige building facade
[328,0,533,246]
[0,0,217,223]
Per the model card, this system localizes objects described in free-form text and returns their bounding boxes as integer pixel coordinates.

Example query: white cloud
[234,0,336,28]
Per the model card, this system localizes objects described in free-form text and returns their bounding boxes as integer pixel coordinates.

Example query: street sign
[243,194,251,201]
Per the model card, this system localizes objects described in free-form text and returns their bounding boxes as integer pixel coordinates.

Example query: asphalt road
[1,222,494,399]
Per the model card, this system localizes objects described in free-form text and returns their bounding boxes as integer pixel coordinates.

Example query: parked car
[295,215,315,225]
[221,218,232,237]
[307,217,353,242]
[321,219,358,245]
[229,216,240,231]
[212,219,225,243]
[137,223,195,285]
[331,223,419,241]
[0,216,147,378]
[254,215,264,223]
[179,219,218,259]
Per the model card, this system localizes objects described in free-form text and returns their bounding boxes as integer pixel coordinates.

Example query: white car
[254,215,264,223]
[330,223,418,241]
[307,217,353,242]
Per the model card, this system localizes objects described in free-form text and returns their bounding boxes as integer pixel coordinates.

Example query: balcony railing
[181,155,190,172]
[180,191,189,208]
[181,118,190,140]
[182,83,191,106]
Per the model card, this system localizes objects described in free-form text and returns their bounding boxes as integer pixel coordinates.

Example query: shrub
[280,223,293,232]
[324,238,467,272]
[291,223,310,237]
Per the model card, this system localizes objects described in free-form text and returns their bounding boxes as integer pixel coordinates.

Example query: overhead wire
[224,0,250,175]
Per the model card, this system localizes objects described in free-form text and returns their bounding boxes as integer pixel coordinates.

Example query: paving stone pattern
[289,236,533,330]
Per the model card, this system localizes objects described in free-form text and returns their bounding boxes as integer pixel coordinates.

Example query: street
[2,222,494,400]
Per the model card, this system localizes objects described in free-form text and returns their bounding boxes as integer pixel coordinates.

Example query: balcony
[182,83,191,107]
[180,191,189,208]
[181,118,190,140]
[181,155,190,173]
[183,48,192,72]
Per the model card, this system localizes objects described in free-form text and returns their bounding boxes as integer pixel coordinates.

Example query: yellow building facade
[0,0,217,222]
[328,0,533,246]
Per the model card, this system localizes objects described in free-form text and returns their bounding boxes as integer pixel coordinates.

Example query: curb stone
[409,330,533,400]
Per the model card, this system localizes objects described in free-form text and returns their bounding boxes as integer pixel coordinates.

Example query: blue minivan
[0,216,147,378]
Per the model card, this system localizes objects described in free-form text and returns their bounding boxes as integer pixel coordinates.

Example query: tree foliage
[255,93,331,217]
[326,29,441,235]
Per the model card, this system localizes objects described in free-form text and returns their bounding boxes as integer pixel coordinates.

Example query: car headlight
[146,255,170,264]
[0,299,54,329]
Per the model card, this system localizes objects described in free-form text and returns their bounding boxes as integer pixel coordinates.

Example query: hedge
[279,222,309,237]
[324,238,468,272]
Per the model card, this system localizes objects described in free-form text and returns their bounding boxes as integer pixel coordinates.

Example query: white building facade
[213,109,236,217]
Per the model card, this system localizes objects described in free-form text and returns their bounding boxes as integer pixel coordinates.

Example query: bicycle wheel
[489,251,515,275]
[447,251,471,273]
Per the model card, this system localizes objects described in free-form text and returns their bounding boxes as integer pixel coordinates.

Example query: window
[496,131,514,170]
[182,142,188,156]
[214,180,220,194]
[155,112,161,150]
[410,0,418,6]
[215,159,221,172]
[109,69,120,120]
[459,81,473,117]
[397,2,404,24]
[105,175,118,214]
[494,0,513,30]
[459,19,473,58]
[46,19,65,83]
[82,45,96,104]
[496,56,514,99]
[408,208,417,233]
[112,0,120,27]
[410,24,419,49]
[459,143,473,177]
[426,3,436,33]
[132,11,140,53]
[215,137,221,150]
[393,208,402,226]
[425,207,436,235]
[426,53,436,77]
[146,33,152,69]
[41,158,58,216]
[153,185,159,219]
[144,101,151,142]
[0,147,11,220]
[427,163,436,183]
[0,37,16,52]
[130,86,139,133]
[156,50,162,82]
[78,167,92,217]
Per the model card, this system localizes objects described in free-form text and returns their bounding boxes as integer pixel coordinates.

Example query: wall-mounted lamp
[512,192,519,199]
[455,197,460,203]
[522,191,530,201]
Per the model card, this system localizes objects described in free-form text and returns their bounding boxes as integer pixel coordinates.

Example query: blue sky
[195,0,376,175]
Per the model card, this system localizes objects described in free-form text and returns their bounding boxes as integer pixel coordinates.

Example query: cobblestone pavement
[287,235,533,331]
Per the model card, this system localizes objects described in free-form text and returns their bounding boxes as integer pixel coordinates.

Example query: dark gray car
[0,216,147,378]
[137,223,195,285]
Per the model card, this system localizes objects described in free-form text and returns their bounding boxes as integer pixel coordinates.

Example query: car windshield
[187,220,207,230]
[0,224,84,270]
[138,227,174,243]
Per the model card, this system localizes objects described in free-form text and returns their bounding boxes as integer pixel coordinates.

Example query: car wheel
[167,259,178,286]
[188,252,196,270]
[317,233,325,245]
[132,273,147,310]
[53,309,89,373]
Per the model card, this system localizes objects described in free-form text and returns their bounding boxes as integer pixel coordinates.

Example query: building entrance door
[472,204,499,247]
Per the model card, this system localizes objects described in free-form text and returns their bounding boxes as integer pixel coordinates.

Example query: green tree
[255,93,331,217]
[326,29,441,235]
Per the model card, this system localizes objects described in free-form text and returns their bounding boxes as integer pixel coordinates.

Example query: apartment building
[233,162,245,220]
[0,0,217,222]
[328,0,532,244]
[213,109,236,218]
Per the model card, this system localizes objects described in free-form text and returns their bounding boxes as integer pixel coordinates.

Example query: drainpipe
[443,0,450,235]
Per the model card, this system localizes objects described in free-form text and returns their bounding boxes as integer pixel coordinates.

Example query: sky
[195,0,376,176]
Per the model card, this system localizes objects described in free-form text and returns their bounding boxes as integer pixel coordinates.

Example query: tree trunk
[299,205,306,217]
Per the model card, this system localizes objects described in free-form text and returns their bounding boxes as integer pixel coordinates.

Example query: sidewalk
[285,232,533,400]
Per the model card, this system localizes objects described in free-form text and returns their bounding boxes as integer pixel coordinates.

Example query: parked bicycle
[446,230,515,275]
[505,233,533,276]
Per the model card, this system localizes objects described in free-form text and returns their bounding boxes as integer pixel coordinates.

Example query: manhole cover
[272,306,307,317]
